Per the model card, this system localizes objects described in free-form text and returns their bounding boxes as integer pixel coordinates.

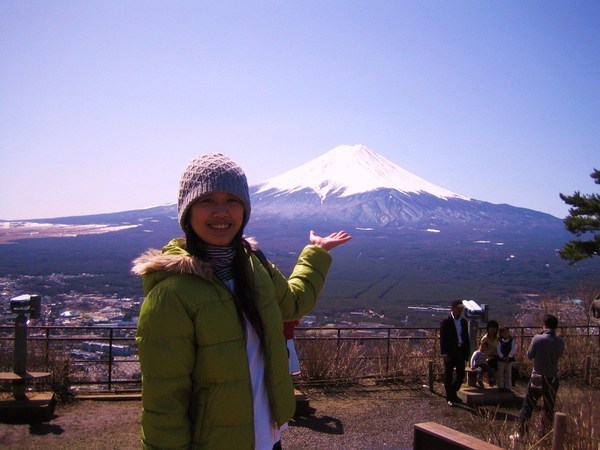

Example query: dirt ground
[0,384,501,450]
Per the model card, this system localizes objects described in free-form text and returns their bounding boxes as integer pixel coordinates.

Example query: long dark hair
[486,320,499,337]
[183,220,266,352]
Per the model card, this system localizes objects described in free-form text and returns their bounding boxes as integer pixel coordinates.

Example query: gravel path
[0,383,498,449]
[283,385,482,450]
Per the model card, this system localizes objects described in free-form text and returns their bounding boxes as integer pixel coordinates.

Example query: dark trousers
[444,358,466,401]
[518,376,560,435]
[472,363,490,380]
[487,357,498,384]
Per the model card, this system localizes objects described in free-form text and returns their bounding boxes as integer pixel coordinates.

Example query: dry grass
[297,338,367,383]
[468,383,600,449]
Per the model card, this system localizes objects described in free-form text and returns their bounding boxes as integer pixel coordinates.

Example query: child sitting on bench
[470,341,490,388]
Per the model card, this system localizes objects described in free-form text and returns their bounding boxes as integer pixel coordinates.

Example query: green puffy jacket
[132,238,332,449]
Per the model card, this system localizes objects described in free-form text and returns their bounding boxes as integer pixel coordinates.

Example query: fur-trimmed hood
[131,237,260,293]
[132,238,213,280]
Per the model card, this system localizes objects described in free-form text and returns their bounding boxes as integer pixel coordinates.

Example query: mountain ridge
[250,144,559,229]
[255,144,470,202]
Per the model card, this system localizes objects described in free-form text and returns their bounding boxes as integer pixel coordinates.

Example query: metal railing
[0,324,598,392]
[0,325,138,392]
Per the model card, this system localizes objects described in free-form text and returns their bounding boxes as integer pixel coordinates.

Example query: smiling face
[188,192,245,247]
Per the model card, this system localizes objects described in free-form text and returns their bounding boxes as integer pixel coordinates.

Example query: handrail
[0,324,598,392]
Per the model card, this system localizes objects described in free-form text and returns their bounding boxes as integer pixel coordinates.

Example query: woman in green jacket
[133,153,351,450]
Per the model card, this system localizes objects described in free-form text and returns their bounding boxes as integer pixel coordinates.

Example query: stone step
[294,388,310,415]
[458,387,521,407]
[0,391,56,422]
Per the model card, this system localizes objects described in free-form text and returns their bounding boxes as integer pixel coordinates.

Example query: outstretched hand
[309,230,352,252]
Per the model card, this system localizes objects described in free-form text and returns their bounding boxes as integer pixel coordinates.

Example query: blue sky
[1,1,598,220]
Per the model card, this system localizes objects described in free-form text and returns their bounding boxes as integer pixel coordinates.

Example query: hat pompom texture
[177,153,251,231]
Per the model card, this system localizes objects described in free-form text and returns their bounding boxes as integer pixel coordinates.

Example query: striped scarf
[204,245,236,282]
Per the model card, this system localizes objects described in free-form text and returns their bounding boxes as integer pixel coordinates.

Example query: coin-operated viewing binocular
[10,294,41,319]
[461,299,489,322]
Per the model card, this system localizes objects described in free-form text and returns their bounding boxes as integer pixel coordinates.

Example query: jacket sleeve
[136,282,195,450]
[268,245,332,321]
[527,335,538,360]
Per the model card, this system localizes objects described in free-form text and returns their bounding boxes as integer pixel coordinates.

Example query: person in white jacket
[470,341,490,388]
[496,327,517,392]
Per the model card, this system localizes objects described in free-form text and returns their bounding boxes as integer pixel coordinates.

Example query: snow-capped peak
[254,144,469,201]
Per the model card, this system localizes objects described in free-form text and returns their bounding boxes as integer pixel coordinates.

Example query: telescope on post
[9,294,42,376]
[10,294,41,319]
[460,299,489,359]
[0,294,55,422]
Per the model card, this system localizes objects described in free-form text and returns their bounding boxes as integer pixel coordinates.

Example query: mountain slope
[255,144,469,201]
[252,144,558,229]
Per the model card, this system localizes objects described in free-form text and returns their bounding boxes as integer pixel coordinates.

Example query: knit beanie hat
[177,153,251,231]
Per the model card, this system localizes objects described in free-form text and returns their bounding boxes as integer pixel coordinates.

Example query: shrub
[297,338,365,383]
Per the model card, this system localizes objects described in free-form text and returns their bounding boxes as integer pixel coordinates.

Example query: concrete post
[468,318,478,356]
[13,313,28,375]
[12,313,28,399]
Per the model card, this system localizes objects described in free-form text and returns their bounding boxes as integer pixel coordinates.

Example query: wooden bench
[414,422,502,450]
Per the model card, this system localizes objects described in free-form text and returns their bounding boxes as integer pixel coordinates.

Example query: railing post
[335,328,341,370]
[108,328,113,391]
[386,328,391,374]
[551,412,567,450]
[428,361,434,392]
[44,326,50,367]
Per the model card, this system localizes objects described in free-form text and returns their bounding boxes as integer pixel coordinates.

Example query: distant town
[0,273,454,330]
[0,273,588,331]
[0,288,401,330]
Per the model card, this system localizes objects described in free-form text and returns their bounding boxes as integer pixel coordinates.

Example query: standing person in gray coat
[511,314,565,442]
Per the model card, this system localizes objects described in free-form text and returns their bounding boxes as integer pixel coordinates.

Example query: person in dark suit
[440,299,471,406]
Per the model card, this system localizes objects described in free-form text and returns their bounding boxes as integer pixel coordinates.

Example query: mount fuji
[256,144,468,201]
[251,144,557,229]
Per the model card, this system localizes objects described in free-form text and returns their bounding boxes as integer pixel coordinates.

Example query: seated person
[470,341,490,388]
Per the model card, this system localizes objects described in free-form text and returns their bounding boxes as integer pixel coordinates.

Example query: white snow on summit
[255,144,469,201]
